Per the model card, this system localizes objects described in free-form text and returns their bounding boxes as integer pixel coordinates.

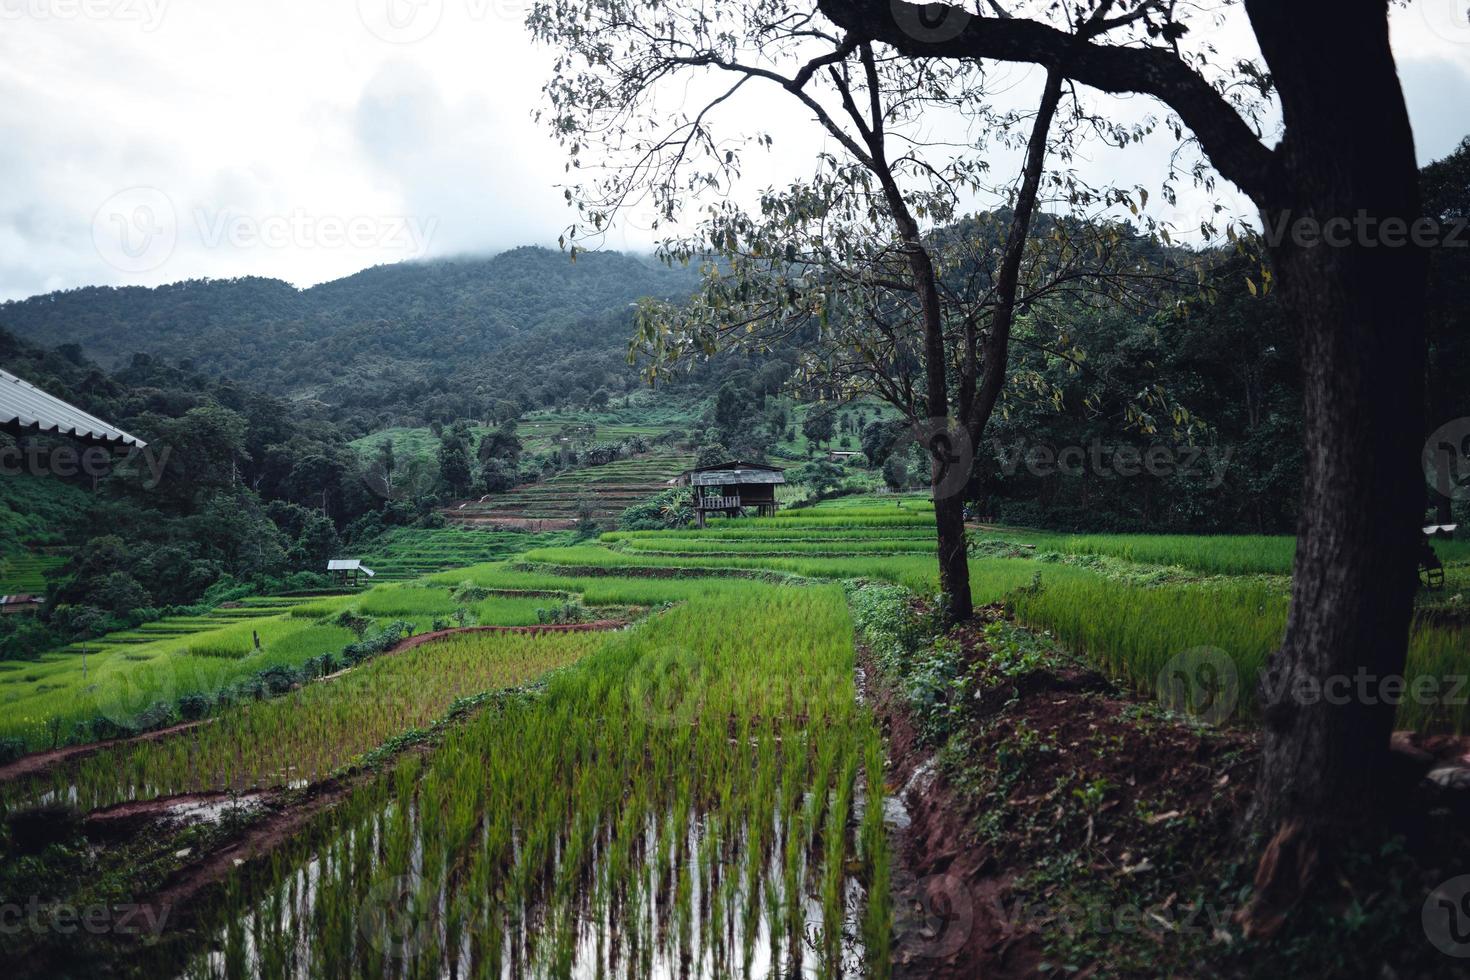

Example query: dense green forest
[0,247,700,429]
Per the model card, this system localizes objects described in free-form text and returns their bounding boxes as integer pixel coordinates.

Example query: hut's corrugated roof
[0,368,146,448]
[327,559,376,577]
[680,460,787,487]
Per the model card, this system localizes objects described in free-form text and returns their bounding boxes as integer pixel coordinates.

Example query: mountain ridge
[0,247,700,425]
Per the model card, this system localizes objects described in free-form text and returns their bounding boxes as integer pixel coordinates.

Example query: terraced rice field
[519,497,1469,733]
[445,451,695,528]
[0,552,64,594]
[0,594,359,750]
[513,414,675,454]
[352,527,560,582]
[7,629,609,812]
[170,576,882,980]
[6,493,1468,978]
[5,562,889,980]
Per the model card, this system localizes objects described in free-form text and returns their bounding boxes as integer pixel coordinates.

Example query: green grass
[518,504,1470,733]
[615,537,936,556]
[349,584,560,627]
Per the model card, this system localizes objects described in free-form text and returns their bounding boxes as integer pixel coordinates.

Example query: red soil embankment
[0,719,214,786]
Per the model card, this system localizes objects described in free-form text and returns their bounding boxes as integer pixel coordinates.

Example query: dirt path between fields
[126,779,355,931]
[0,719,214,786]
[859,639,1044,980]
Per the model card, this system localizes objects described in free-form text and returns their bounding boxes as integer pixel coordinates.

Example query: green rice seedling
[170,573,885,979]
[970,529,1470,577]
[36,490,1470,979]
[7,629,605,812]
[0,617,361,750]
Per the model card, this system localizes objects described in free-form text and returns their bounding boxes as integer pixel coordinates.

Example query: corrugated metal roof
[327,559,375,577]
[687,460,784,473]
[0,368,146,448]
[685,468,787,487]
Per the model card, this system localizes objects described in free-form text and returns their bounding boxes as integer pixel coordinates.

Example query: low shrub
[618,488,694,531]
[536,600,590,625]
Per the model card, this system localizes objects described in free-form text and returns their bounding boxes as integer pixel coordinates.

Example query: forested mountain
[0,248,700,431]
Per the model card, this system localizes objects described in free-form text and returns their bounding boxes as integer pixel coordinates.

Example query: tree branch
[816,0,1277,200]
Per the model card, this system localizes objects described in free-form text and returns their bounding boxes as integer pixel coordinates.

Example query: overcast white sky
[0,0,1467,302]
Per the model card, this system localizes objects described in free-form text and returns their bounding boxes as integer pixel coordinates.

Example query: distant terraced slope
[353,528,561,582]
[0,553,65,594]
[443,452,695,529]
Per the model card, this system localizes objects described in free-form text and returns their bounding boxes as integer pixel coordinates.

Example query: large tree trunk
[1246,0,1427,849]
[933,488,972,621]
